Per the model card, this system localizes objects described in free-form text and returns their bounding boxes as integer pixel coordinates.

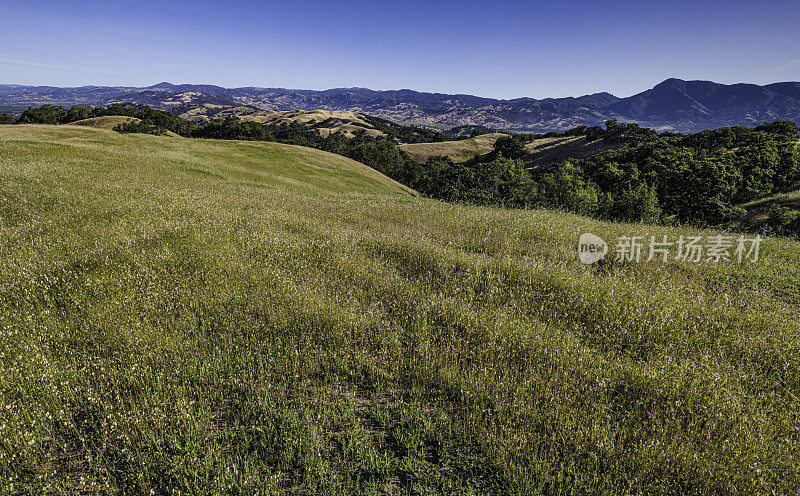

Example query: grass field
[2,125,800,494]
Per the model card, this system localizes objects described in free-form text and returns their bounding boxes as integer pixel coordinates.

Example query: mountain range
[2,78,800,133]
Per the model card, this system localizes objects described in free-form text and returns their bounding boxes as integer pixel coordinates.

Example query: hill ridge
[2,78,800,132]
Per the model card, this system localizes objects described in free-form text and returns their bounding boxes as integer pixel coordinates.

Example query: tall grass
[1,125,799,494]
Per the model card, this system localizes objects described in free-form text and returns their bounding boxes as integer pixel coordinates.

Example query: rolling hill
[68,115,141,129]
[2,125,800,494]
[68,116,184,137]
[3,78,800,132]
[399,133,622,167]
[175,104,388,138]
[729,186,800,233]
[399,132,508,163]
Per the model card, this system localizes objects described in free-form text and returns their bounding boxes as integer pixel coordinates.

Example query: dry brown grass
[178,105,387,138]
[523,136,623,169]
[399,133,508,163]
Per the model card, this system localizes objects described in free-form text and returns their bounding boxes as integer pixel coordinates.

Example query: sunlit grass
[1,125,799,494]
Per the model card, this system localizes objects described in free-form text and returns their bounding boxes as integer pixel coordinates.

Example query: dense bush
[493,135,527,159]
[548,120,800,224]
[17,104,68,125]
[0,112,14,124]
[192,116,273,141]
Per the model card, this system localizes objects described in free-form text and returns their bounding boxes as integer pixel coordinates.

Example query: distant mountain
[1,79,799,132]
[606,78,800,130]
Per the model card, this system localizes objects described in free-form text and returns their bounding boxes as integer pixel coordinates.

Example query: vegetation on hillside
[2,125,800,494]
[7,104,799,236]
[399,133,509,164]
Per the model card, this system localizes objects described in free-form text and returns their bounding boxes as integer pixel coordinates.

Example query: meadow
[1,124,799,495]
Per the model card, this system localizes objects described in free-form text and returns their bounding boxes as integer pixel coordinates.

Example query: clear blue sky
[1,0,799,99]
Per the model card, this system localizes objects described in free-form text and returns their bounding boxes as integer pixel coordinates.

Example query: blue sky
[1,0,799,99]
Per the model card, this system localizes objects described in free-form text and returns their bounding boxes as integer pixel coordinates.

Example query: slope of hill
[2,125,800,494]
[4,79,799,132]
[175,104,387,138]
[522,136,623,168]
[729,186,800,233]
[0,124,414,196]
[399,133,622,167]
[68,115,142,129]
[67,116,184,138]
[399,132,508,163]
[607,78,800,130]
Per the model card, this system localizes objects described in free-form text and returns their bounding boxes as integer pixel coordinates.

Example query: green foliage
[492,135,527,160]
[414,155,537,207]
[97,103,197,136]
[563,125,800,225]
[754,120,800,141]
[192,116,274,141]
[535,161,599,215]
[765,204,800,235]
[0,112,14,124]
[65,104,95,123]
[17,104,68,124]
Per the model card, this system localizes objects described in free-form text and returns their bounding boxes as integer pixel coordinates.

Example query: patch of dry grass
[399,133,508,163]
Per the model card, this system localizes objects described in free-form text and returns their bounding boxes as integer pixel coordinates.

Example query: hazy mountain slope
[2,79,800,132]
[175,104,388,138]
[607,78,800,130]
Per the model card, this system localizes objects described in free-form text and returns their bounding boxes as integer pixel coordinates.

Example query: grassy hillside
[176,104,387,138]
[399,133,507,163]
[522,136,622,169]
[69,115,141,129]
[400,134,621,167]
[2,125,800,494]
[69,117,184,138]
[730,187,800,231]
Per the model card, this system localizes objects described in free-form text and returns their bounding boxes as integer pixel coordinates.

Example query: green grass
[1,125,800,495]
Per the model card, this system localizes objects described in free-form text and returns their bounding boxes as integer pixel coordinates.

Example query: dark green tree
[17,105,67,124]
[493,136,527,160]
